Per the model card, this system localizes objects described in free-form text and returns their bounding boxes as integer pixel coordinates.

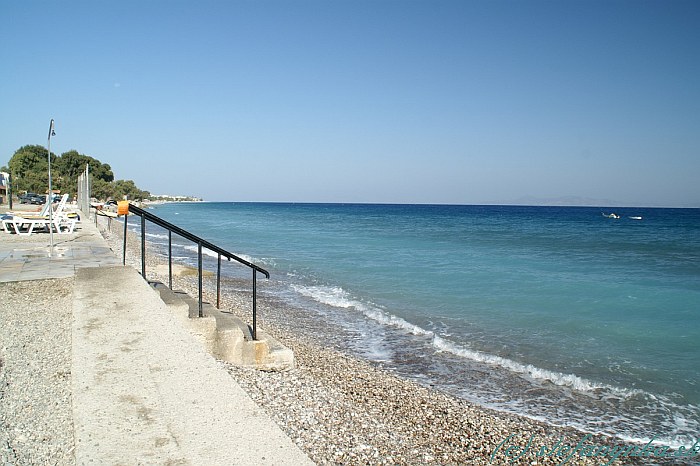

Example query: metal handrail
[122,204,270,340]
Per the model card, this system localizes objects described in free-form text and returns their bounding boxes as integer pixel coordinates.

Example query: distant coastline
[143,194,204,205]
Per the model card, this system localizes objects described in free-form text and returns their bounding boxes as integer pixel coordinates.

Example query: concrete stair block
[149,281,294,371]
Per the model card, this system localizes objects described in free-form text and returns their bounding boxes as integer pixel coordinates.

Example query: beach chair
[48,194,80,233]
[2,216,57,235]
[5,199,52,218]
[2,194,78,235]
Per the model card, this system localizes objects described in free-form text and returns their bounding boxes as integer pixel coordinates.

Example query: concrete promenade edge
[1,210,314,465]
[72,265,314,465]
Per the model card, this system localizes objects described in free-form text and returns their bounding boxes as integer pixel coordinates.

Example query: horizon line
[156,199,700,209]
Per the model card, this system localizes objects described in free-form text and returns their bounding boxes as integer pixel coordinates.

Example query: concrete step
[72,265,313,465]
[150,281,294,371]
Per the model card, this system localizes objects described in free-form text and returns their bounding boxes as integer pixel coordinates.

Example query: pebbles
[0,278,75,466]
[222,312,653,465]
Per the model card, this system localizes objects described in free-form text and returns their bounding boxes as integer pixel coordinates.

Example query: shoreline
[95,216,666,465]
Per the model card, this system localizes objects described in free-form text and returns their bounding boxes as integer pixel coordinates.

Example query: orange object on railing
[117,201,130,216]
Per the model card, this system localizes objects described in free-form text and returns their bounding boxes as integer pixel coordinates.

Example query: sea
[124,202,699,447]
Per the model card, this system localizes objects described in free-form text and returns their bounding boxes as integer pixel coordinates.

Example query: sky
[1,0,698,206]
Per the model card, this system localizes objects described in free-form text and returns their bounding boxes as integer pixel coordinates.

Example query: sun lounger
[2,215,78,235]
[1,194,79,235]
[2,217,56,235]
[5,199,52,218]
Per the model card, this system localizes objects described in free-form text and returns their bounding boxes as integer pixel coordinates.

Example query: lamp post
[47,119,56,252]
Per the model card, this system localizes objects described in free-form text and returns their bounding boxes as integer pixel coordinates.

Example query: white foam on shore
[291,284,432,336]
[291,280,700,449]
[290,284,394,361]
[357,303,700,448]
[291,285,357,309]
[289,284,644,396]
[145,232,169,240]
[432,335,620,393]
[363,308,433,336]
[292,285,433,335]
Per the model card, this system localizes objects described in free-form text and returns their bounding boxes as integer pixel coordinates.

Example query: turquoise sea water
[131,203,699,446]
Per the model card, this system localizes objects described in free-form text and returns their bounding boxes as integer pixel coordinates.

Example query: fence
[76,165,90,215]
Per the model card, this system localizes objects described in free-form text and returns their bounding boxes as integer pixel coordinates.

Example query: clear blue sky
[1,0,698,206]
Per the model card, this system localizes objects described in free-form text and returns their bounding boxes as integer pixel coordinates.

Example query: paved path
[0,215,119,282]
[1,212,314,465]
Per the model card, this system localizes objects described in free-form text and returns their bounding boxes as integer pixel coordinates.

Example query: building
[0,172,8,204]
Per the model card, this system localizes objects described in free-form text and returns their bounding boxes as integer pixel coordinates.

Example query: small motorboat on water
[602,212,620,219]
[629,216,643,220]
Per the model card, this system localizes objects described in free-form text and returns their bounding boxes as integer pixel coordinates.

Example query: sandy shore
[94,216,668,466]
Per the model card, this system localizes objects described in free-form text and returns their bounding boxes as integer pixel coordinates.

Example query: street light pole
[47,119,56,253]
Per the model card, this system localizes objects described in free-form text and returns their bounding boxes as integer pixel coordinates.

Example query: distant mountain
[497,196,700,208]
[503,195,621,207]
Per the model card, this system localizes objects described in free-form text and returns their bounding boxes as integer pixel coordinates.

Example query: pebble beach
[0,210,673,465]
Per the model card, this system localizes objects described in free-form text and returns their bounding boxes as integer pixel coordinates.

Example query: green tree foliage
[55,150,114,182]
[6,145,149,200]
[90,179,113,201]
[89,179,150,201]
[53,150,114,194]
[112,180,150,201]
[7,145,55,193]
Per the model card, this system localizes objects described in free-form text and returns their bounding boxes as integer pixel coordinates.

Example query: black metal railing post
[216,254,221,309]
[122,214,128,265]
[168,230,173,289]
[140,214,146,279]
[197,241,203,318]
[252,269,257,340]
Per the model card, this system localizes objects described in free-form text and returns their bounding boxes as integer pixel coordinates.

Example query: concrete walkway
[1,213,314,465]
[0,216,120,282]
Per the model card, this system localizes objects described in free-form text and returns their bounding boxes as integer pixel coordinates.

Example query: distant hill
[503,196,622,207]
[498,196,699,208]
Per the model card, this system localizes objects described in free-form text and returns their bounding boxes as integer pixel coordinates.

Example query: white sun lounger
[1,194,79,235]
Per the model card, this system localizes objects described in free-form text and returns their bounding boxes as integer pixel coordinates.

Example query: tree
[111,179,150,201]
[7,145,56,193]
[5,145,147,200]
[54,150,114,195]
[91,178,113,201]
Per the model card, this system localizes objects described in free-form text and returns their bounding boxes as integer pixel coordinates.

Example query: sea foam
[289,283,642,396]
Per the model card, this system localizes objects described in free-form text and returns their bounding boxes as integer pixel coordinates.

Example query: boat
[629,216,643,220]
[602,212,620,219]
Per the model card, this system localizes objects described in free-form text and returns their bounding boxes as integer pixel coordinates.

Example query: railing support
[140,214,146,279]
[122,214,128,265]
[252,269,257,340]
[168,230,173,289]
[197,241,203,318]
[216,254,221,309]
